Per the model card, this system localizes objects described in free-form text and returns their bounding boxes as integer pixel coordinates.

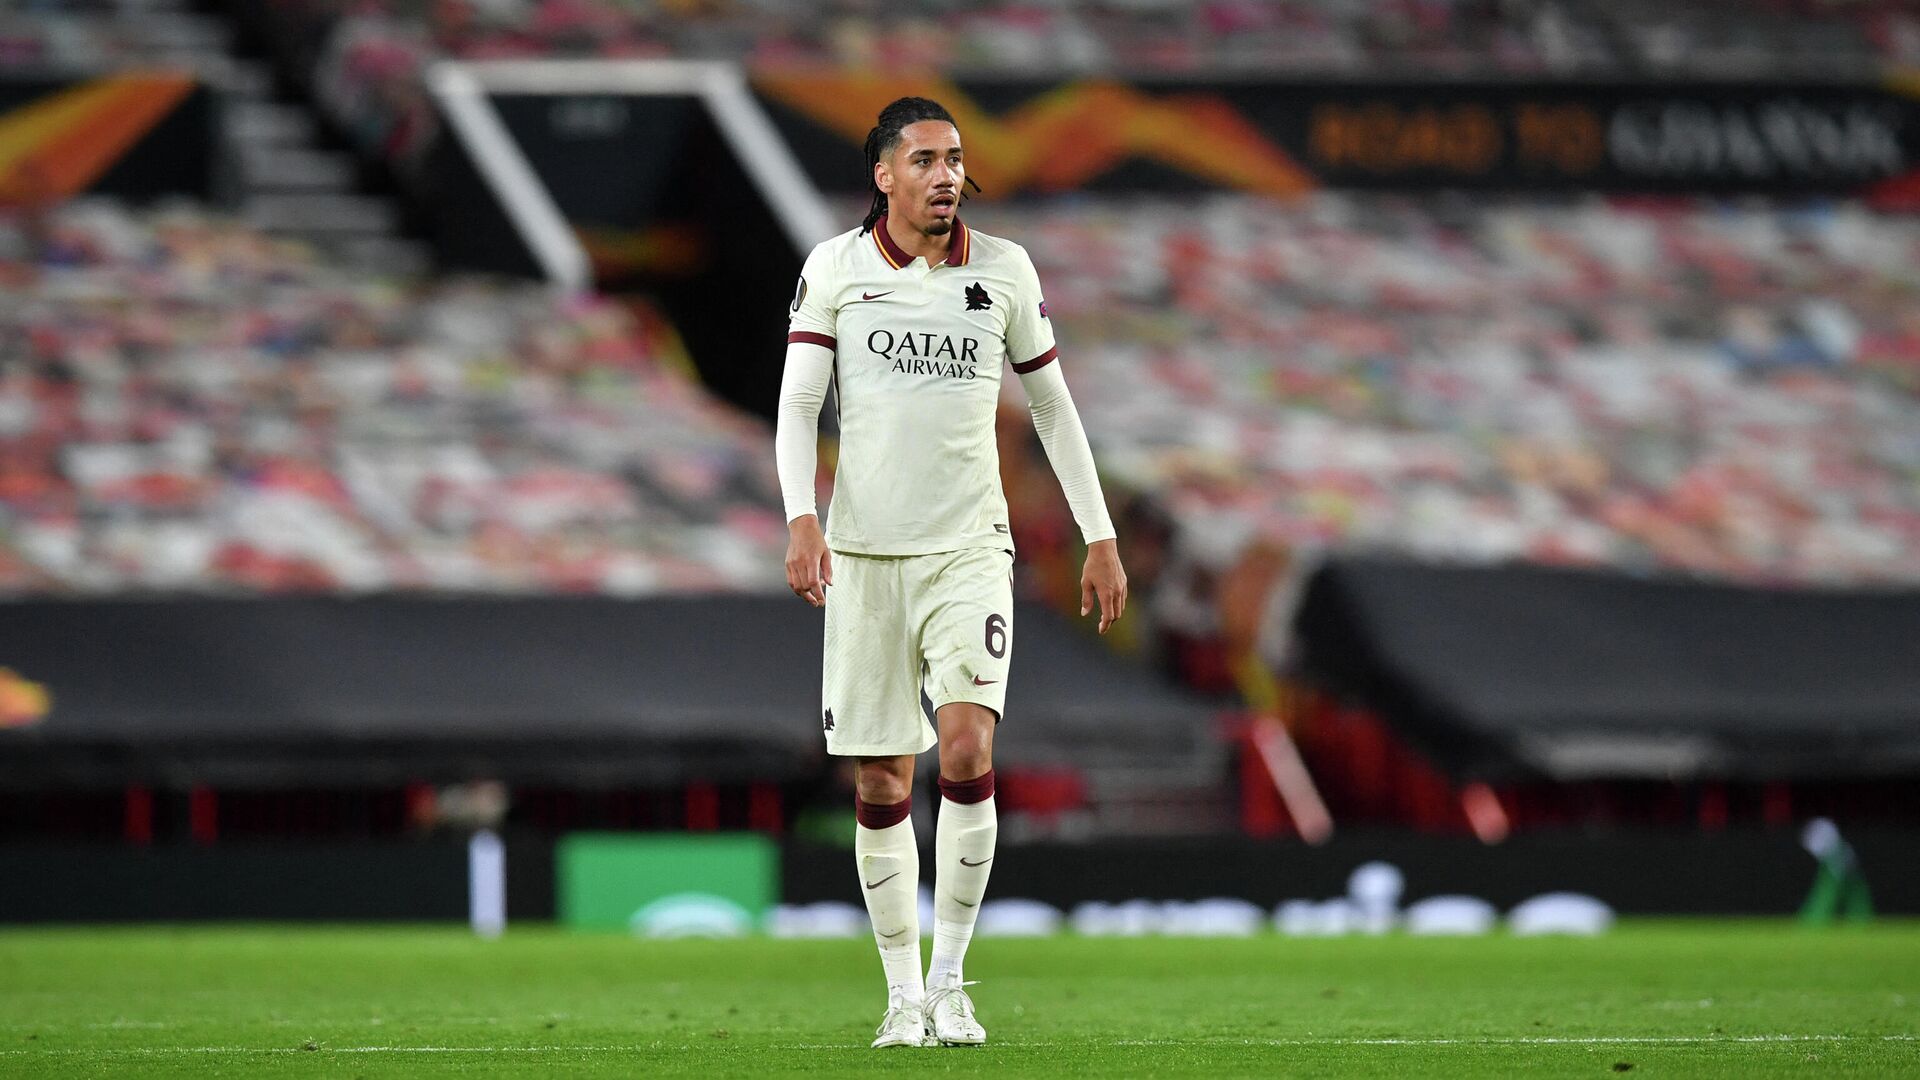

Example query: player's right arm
[776,246,839,607]
[778,355,832,606]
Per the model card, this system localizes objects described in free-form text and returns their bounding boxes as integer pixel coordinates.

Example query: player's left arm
[1007,248,1127,634]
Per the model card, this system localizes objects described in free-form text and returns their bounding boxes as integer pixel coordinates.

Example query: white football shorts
[820,547,1014,757]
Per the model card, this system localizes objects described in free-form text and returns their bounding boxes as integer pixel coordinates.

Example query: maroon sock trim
[938,769,995,805]
[855,795,912,830]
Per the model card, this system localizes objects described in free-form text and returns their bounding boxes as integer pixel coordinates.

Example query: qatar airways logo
[867,329,982,380]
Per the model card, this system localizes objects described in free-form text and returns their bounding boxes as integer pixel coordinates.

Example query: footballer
[775,96,1127,1048]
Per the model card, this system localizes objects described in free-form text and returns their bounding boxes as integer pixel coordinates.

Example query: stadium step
[1087,790,1240,838]
[213,59,277,101]
[131,12,234,58]
[1082,761,1239,837]
[210,25,419,256]
[995,745,1236,840]
[324,235,433,276]
[225,101,318,148]
[242,193,400,234]
[1001,780,1238,841]
[236,147,358,192]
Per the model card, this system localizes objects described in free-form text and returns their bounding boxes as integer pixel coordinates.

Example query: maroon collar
[871,213,968,270]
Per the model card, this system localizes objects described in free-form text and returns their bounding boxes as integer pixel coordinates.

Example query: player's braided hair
[859,96,982,235]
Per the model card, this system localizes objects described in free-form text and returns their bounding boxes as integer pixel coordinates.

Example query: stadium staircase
[1081,760,1237,838]
[177,1,427,273]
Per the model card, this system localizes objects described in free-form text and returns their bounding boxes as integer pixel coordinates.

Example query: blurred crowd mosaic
[1,0,233,71]
[0,201,787,593]
[979,194,1920,591]
[5,194,1920,596]
[7,0,1920,598]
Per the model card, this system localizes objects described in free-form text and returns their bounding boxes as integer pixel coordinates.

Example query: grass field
[1,922,1915,1077]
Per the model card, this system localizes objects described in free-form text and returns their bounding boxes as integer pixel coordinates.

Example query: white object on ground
[763,901,866,939]
[1403,895,1497,936]
[468,829,505,939]
[628,893,752,938]
[1070,899,1160,936]
[1348,861,1404,934]
[1160,898,1265,937]
[1508,892,1614,936]
[976,899,1064,937]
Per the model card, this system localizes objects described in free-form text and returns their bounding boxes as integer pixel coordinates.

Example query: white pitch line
[0,1034,1914,1055]
[1270,1034,1918,1047]
[0,1047,644,1056]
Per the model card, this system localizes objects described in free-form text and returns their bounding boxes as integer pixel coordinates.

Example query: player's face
[877,120,963,237]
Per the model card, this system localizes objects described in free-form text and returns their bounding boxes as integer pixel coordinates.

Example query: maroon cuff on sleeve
[937,769,995,805]
[1012,346,1057,374]
[855,794,912,829]
[788,331,836,350]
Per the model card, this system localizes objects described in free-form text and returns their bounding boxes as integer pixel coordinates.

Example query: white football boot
[871,995,930,1048]
[924,979,986,1046]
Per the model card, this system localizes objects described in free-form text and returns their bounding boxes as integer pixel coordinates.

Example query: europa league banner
[0,73,216,204]
[752,73,1920,200]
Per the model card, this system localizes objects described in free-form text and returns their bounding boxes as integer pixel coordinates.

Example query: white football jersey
[788,216,1057,556]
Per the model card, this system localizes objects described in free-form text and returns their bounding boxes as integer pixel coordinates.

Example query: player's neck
[884,210,954,267]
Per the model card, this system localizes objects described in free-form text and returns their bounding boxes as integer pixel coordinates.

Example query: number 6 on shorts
[985,613,1006,659]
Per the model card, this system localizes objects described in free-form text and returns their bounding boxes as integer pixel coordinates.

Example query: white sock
[855,812,922,1006]
[929,793,996,988]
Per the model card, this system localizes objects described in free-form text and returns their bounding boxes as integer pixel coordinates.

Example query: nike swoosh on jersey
[865,872,901,890]
[857,291,893,301]
[971,676,998,686]
[959,856,993,867]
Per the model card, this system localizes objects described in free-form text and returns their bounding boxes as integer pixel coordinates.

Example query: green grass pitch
[1,922,1915,1077]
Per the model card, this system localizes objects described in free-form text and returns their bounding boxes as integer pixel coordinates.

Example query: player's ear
[874,159,893,195]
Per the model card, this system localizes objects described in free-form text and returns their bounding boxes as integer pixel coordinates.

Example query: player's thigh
[822,553,936,756]
[914,548,1014,720]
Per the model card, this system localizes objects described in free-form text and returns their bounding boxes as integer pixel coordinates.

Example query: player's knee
[854,772,910,806]
[854,759,913,806]
[939,731,993,780]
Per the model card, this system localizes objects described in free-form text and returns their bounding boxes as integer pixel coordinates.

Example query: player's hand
[1080,538,1127,635]
[785,514,833,608]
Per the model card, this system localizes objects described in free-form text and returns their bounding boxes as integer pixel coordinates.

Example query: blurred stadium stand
[1,1,236,74]
[241,1,1920,84]
[0,202,785,594]
[980,195,1920,588]
[1,0,1918,917]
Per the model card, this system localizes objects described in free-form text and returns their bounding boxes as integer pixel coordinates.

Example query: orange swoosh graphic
[754,73,1314,198]
[0,667,50,728]
[0,73,195,202]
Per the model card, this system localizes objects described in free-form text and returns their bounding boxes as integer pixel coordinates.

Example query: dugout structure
[1295,557,1920,782]
[0,596,1216,792]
